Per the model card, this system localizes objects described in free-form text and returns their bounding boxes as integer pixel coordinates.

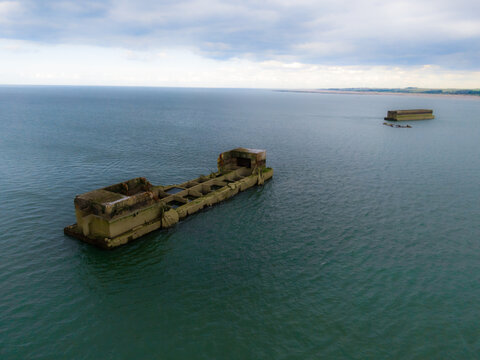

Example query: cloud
[0,0,480,86]
[1,39,480,88]
[294,41,355,58]
[0,1,23,23]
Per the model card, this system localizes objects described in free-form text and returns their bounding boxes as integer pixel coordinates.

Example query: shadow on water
[73,230,175,285]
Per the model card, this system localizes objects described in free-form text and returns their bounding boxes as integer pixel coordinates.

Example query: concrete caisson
[64,148,273,249]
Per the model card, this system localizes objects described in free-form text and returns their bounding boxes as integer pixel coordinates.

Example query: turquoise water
[1,86,480,359]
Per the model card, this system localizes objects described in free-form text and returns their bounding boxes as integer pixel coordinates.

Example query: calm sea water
[1,86,480,359]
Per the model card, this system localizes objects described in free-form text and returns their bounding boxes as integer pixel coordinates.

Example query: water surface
[1,86,480,359]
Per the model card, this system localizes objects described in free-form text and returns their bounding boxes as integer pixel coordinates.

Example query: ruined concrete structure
[385,109,434,121]
[64,148,273,249]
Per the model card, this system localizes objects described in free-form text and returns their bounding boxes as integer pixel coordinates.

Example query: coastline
[276,89,480,100]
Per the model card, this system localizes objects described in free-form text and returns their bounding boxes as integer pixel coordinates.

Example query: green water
[1,86,480,359]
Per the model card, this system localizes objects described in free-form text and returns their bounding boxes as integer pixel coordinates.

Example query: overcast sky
[1,0,479,88]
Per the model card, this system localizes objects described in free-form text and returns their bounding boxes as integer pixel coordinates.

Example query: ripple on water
[2,88,480,358]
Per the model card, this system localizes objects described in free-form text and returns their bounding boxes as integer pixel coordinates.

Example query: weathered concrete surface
[161,209,179,228]
[384,109,434,121]
[64,148,273,249]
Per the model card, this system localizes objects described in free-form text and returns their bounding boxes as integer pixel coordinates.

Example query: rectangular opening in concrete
[211,185,223,191]
[165,187,184,195]
[168,200,185,209]
[185,195,198,202]
[236,157,251,168]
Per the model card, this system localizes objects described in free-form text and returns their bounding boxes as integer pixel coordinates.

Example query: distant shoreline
[276,89,480,99]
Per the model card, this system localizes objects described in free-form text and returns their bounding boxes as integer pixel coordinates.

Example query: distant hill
[323,87,480,96]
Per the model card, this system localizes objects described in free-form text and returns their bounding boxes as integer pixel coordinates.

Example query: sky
[1,0,480,88]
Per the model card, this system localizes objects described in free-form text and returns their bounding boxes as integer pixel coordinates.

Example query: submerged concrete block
[384,109,434,121]
[64,148,273,249]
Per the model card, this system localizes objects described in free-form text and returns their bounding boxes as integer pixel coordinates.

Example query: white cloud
[0,1,22,22]
[1,39,479,88]
[294,42,355,57]
[1,1,480,86]
[2,0,478,67]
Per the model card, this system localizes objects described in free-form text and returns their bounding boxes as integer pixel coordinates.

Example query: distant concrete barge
[64,148,273,249]
[384,109,434,121]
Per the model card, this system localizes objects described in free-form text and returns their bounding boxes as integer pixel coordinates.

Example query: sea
[1,86,480,359]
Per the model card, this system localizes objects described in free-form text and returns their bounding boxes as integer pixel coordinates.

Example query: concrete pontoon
[64,148,273,249]
[384,109,434,121]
